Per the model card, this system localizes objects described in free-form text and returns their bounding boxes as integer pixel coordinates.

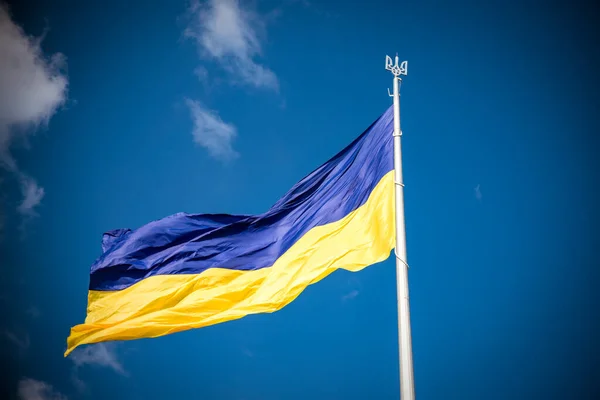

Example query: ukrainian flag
[65,106,396,356]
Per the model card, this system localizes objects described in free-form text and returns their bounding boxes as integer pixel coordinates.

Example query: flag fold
[65,106,396,356]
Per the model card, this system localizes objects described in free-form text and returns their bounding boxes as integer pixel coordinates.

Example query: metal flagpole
[385,54,415,400]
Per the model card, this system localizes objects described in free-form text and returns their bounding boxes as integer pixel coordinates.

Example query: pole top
[385,55,407,77]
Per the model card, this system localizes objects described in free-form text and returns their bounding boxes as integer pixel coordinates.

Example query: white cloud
[474,184,482,201]
[68,343,127,376]
[186,99,238,161]
[17,175,45,216]
[0,4,68,218]
[184,0,278,90]
[68,343,127,395]
[17,378,67,400]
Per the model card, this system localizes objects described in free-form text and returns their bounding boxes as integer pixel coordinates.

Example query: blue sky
[0,0,597,399]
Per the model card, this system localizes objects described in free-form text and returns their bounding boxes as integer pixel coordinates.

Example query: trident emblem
[385,55,407,77]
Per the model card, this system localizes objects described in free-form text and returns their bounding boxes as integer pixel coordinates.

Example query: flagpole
[385,54,415,400]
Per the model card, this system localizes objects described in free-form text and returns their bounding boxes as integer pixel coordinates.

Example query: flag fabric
[65,106,396,356]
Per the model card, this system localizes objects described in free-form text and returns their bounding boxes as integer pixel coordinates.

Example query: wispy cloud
[474,184,482,201]
[193,65,209,82]
[26,306,40,318]
[17,176,45,217]
[341,277,362,302]
[68,343,127,393]
[69,369,87,394]
[185,99,239,161]
[0,192,6,236]
[341,289,359,302]
[4,329,30,350]
[68,343,127,376]
[17,378,66,400]
[0,4,68,221]
[241,346,254,358]
[184,0,278,91]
